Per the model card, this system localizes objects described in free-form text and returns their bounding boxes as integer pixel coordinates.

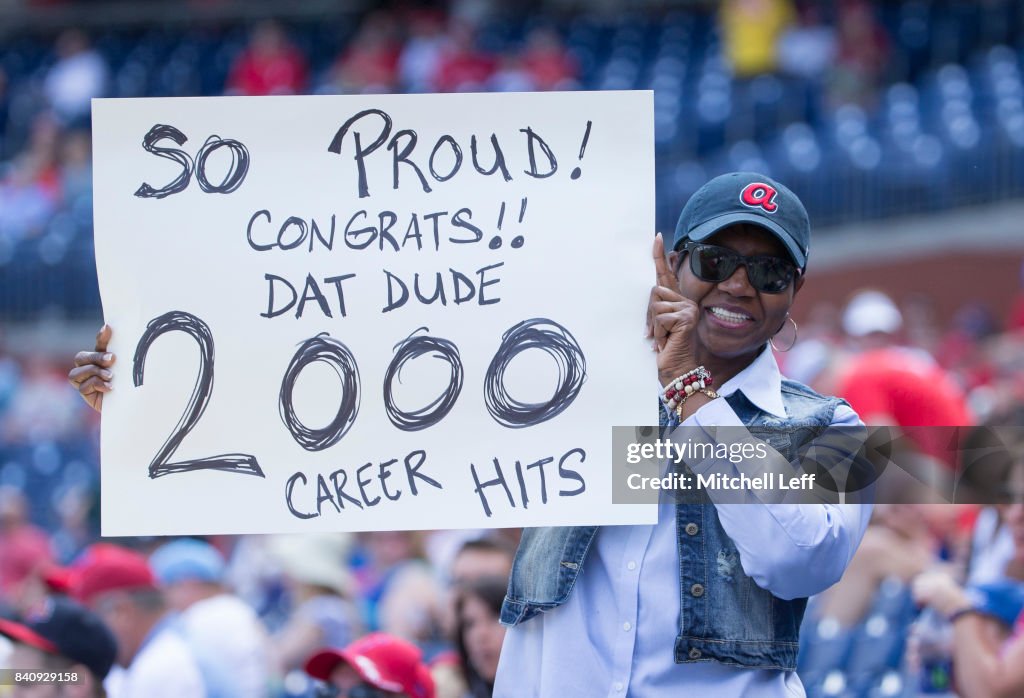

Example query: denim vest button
[691,583,704,597]
[688,648,702,659]
[685,522,699,536]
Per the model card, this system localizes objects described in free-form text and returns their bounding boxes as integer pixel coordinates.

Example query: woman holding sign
[491,172,872,697]
[68,171,871,696]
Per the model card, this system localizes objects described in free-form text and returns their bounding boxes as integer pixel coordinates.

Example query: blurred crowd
[0,0,897,232]
[222,13,581,98]
[4,0,1024,298]
[0,506,521,697]
[778,286,1024,697]
[0,282,1022,696]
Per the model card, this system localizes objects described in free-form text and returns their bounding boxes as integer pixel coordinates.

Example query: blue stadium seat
[864,669,911,698]
[805,669,858,698]
[799,616,856,684]
[845,613,907,681]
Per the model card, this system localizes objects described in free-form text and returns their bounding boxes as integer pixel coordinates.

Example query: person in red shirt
[838,351,970,427]
[328,11,401,94]
[520,27,579,91]
[226,20,308,96]
[836,290,973,467]
[0,487,53,610]
[431,23,496,93]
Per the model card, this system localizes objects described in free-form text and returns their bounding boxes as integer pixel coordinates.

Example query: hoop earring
[770,316,798,352]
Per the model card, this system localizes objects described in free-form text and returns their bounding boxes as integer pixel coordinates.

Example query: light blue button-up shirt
[494,349,871,697]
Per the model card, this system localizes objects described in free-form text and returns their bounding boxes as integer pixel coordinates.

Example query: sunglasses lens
[688,244,795,293]
[749,257,795,294]
[691,246,735,282]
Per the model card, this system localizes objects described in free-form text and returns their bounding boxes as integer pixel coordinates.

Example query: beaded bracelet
[661,367,719,419]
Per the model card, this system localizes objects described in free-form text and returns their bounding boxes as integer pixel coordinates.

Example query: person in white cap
[149,538,274,698]
[841,289,904,343]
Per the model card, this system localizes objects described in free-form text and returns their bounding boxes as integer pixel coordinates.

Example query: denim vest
[500,379,844,671]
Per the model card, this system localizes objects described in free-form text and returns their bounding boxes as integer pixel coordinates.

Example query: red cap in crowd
[72,543,157,604]
[40,564,75,595]
[305,633,435,698]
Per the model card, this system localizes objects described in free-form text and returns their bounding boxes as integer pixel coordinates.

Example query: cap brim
[304,649,346,681]
[0,618,59,654]
[42,565,76,595]
[683,212,807,268]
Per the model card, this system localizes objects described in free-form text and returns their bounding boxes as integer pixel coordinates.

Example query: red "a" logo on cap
[740,183,778,213]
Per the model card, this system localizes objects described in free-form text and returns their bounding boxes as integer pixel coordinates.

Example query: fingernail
[104,382,113,390]
[101,370,112,380]
[103,353,113,361]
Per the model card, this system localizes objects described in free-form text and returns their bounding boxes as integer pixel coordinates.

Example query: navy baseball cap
[673,172,811,269]
[0,597,117,680]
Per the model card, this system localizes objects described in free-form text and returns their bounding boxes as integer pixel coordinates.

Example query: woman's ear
[793,272,806,296]
[667,250,681,274]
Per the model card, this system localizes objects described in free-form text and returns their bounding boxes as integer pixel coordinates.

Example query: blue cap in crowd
[149,538,225,585]
[673,172,811,269]
[964,580,1024,628]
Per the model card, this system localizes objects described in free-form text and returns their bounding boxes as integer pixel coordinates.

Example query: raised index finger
[653,232,678,291]
[95,324,112,352]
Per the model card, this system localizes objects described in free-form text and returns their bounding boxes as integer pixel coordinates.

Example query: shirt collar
[714,346,787,419]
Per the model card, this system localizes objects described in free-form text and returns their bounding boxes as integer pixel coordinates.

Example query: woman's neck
[696,346,765,388]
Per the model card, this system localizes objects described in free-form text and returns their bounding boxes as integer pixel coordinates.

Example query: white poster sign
[92,91,655,535]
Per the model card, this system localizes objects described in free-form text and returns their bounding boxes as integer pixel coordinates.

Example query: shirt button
[613,682,624,692]
[622,621,632,631]
[691,583,704,597]
[689,648,702,659]
[685,523,699,536]
[627,561,637,571]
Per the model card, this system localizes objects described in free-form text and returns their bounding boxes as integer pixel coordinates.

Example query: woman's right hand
[647,233,700,386]
[68,325,115,412]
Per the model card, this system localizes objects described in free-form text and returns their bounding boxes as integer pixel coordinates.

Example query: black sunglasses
[681,242,800,294]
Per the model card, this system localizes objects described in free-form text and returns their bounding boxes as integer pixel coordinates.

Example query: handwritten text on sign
[92,92,655,535]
